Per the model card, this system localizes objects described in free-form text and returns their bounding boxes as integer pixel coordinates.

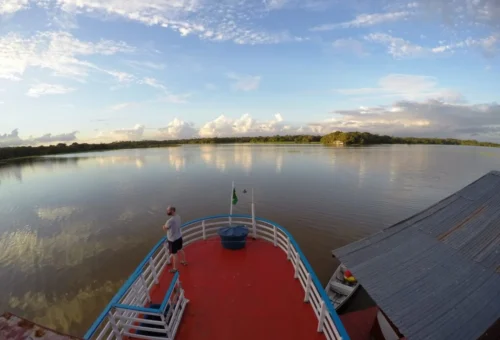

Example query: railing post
[149,258,159,284]
[202,220,206,240]
[251,203,257,239]
[273,226,277,247]
[304,273,312,302]
[286,238,291,260]
[164,241,171,265]
[317,301,326,332]
[294,251,299,279]
[108,311,122,339]
[160,314,171,338]
[140,273,151,302]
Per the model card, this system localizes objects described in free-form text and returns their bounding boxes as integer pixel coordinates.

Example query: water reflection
[94,155,146,169]
[0,157,81,184]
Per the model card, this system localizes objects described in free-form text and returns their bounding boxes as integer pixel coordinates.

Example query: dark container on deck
[217,226,249,250]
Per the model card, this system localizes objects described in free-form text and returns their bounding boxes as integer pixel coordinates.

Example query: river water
[1,144,499,336]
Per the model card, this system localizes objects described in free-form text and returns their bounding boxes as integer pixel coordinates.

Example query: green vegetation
[320,131,500,147]
[0,132,498,162]
[0,136,320,162]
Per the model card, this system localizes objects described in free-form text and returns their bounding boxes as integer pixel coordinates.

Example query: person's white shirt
[166,215,182,241]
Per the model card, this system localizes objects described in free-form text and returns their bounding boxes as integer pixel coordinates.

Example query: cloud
[312,100,500,142]
[139,77,167,91]
[108,102,133,111]
[332,38,367,56]
[414,0,500,28]
[365,33,426,58]
[32,131,78,143]
[199,113,288,137]
[227,73,261,91]
[138,77,191,103]
[0,31,134,82]
[26,83,76,97]
[0,129,78,146]
[27,0,303,45]
[158,118,197,139]
[366,32,499,59]
[432,34,499,57]
[163,93,191,104]
[125,60,166,70]
[0,129,23,147]
[336,74,463,102]
[264,0,289,10]
[109,124,145,140]
[0,0,28,15]
[311,11,410,31]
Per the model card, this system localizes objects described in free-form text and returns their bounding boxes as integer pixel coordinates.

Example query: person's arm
[163,219,171,232]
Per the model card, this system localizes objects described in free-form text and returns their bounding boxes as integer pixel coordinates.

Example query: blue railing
[84,214,349,340]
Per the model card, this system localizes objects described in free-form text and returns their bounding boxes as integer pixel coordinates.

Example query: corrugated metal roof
[333,170,500,340]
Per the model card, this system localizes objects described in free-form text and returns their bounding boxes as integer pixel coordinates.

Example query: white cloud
[108,102,133,111]
[26,83,76,97]
[138,77,191,103]
[109,124,145,140]
[32,131,79,143]
[227,73,261,91]
[198,113,287,137]
[158,118,197,139]
[264,0,289,10]
[0,129,23,146]
[432,34,499,57]
[311,11,410,31]
[415,0,500,27]
[365,33,426,58]
[125,60,166,70]
[312,100,500,142]
[163,93,191,104]
[34,0,302,45]
[139,77,167,91]
[0,0,28,15]
[366,32,499,59]
[0,129,78,146]
[0,31,134,82]
[336,74,463,102]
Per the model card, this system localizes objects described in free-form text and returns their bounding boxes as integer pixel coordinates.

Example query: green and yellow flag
[232,187,238,205]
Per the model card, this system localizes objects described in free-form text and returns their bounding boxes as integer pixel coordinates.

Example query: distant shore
[1,132,498,162]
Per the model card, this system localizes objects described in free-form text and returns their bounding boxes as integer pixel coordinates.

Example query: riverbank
[1,132,499,162]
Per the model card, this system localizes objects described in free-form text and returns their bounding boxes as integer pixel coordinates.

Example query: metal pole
[251,188,257,239]
[229,181,234,225]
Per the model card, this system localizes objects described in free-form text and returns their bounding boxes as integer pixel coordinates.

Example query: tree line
[320,131,500,147]
[0,132,498,162]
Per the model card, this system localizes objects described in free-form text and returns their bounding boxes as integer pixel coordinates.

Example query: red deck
[146,238,325,340]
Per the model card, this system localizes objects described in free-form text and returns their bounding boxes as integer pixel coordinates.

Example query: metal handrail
[84,214,350,340]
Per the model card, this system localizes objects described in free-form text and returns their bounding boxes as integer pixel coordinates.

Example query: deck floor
[148,238,324,340]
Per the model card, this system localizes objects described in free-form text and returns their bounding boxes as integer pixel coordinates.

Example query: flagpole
[251,188,256,239]
[229,181,234,225]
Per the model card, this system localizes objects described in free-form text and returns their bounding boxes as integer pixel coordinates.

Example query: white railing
[85,214,349,340]
[84,238,188,340]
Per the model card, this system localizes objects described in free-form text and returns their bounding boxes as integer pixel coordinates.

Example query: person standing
[163,206,187,273]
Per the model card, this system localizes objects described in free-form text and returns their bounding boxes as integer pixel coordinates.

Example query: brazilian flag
[232,187,238,205]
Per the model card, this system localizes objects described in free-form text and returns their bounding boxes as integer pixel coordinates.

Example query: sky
[0,0,499,146]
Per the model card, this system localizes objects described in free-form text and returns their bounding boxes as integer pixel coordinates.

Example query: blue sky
[0,0,499,145]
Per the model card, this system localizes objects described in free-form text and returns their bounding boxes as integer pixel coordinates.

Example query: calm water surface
[1,144,499,336]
